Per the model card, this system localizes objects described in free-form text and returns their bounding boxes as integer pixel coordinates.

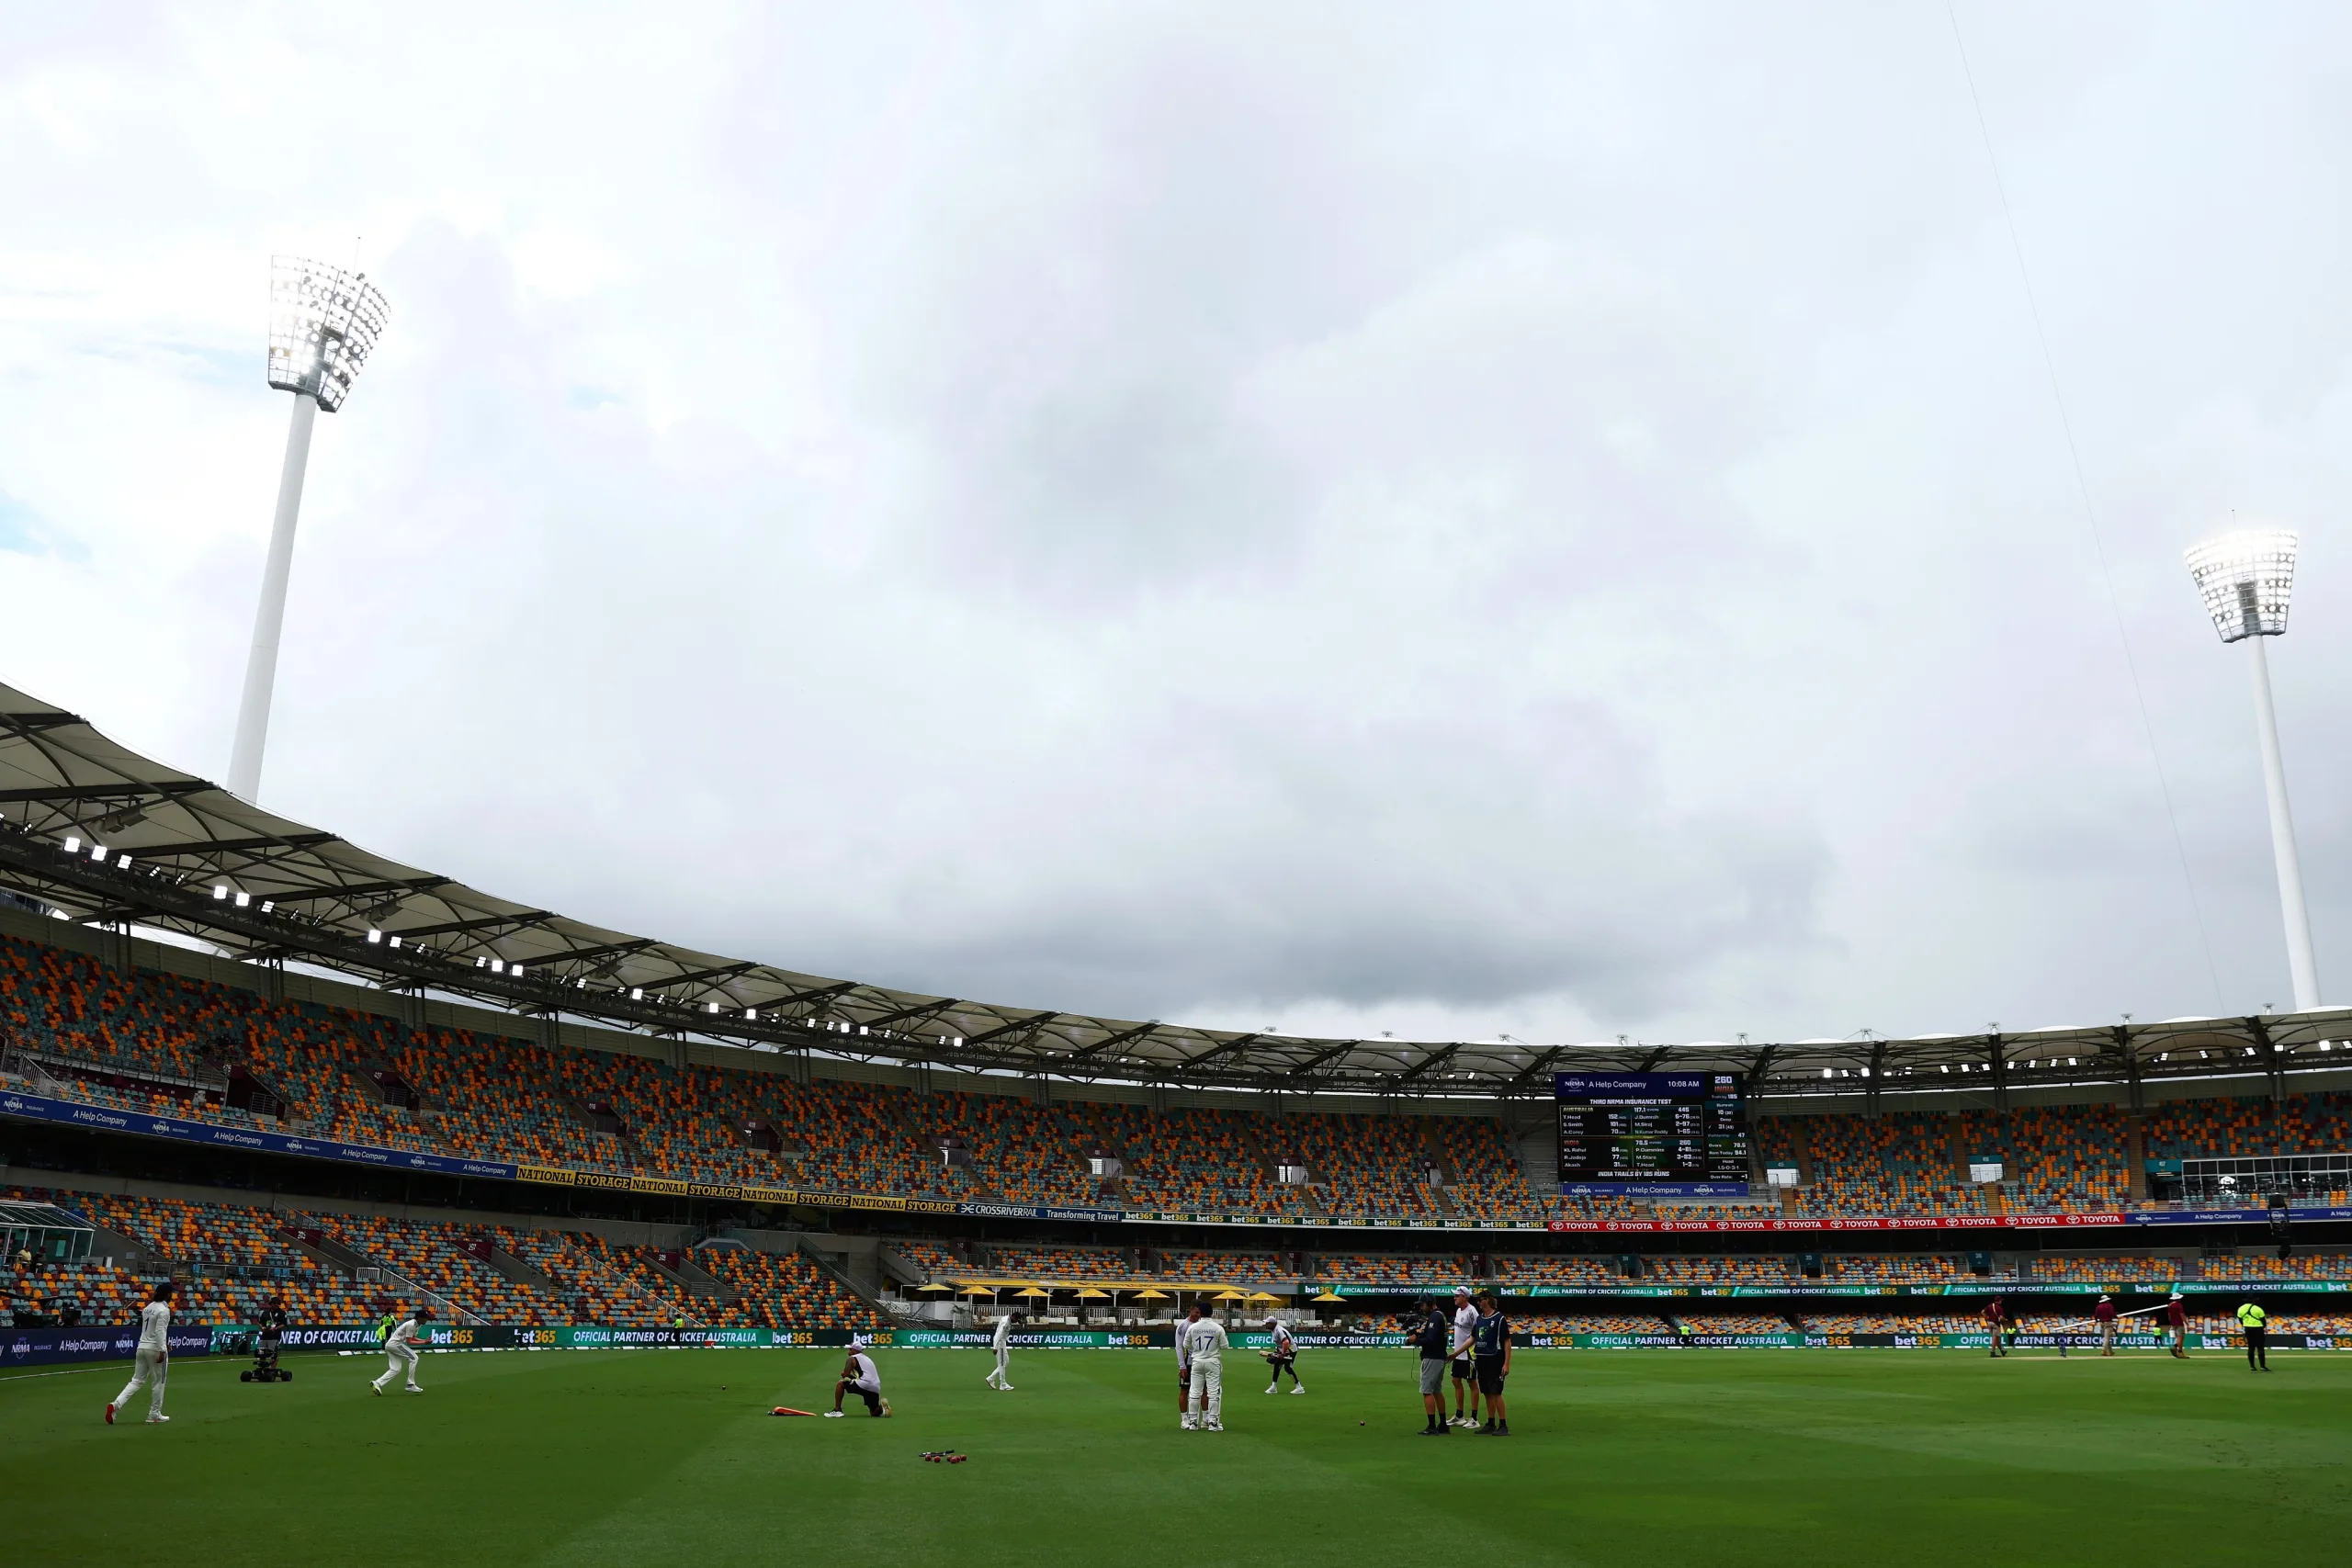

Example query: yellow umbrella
[914,1282,953,1292]
[958,1283,994,1295]
[1246,1292,1281,1303]
[1075,1288,1111,1300]
[1213,1290,1247,1302]
[1016,1286,1050,1299]
[1131,1288,1170,1300]
[1312,1291,1344,1303]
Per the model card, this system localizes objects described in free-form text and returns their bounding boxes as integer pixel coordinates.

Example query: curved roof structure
[3,679,2348,1100]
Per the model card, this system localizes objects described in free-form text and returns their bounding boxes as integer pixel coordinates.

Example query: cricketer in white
[372,1308,427,1394]
[107,1280,175,1426]
[1182,1308,1228,1432]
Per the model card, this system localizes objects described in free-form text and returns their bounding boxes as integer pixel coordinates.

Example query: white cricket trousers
[115,1348,166,1418]
[992,1347,1010,1383]
[1187,1359,1223,1424]
[374,1345,420,1391]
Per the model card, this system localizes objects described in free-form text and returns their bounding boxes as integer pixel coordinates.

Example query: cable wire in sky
[1947,2,2226,1011]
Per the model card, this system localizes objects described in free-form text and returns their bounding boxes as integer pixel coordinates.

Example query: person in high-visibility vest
[2236,1300,2270,1372]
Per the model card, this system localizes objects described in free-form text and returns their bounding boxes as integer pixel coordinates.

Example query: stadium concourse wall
[14,1323,2348,1371]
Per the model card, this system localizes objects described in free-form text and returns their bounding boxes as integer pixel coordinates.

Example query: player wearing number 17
[1182,1305,1227,1431]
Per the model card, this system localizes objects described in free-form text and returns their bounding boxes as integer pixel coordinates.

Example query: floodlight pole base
[227,392,318,804]
[2246,632,2321,1011]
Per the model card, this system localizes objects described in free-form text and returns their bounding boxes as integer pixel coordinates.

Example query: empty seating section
[3,1259,150,1323]
[2032,1256,2189,1282]
[989,1245,1132,1280]
[74,1191,379,1322]
[1316,1254,1469,1285]
[1431,1116,1527,1190]
[891,1240,967,1278]
[1283,1113,1439,1217]
[1492,1256,1623,1287]
[20,932,2352,1224]
[2143,1092,2352,1165]
[2200,1252,2352,1280]
[701,1247,883,1331]
[492,1228,675,1327]
[1790,1113,1976,1217]
[321,1213,558,1324]
[776,1079,932,1196]
[1680,1314,1793,1334]
[1804,1314,1984,1334]
[1158,1251,1283,1282]
[1828,1254,1961,1283]
[1519,1314,1671,1334]
[1962,1105,2131,1212]
[915,1094,1101,1207]
[1644,1256,1790,1284]
[1097,1103,1292,1215]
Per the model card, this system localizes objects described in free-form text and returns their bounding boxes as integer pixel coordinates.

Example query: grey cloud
[10,2,2352,1050]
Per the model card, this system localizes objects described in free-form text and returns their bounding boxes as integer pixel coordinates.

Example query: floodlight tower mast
[226,257,389,803]
[2186,529,2320,1011]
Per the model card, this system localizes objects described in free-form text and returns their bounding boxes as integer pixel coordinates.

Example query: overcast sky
[5,2,2351,1049]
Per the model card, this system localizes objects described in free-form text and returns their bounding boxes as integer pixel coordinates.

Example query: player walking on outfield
[1981,1296,2008,1358]
[1473,1289,1511,1437]
[1262,1317,1303,1393]
[2238,1299,2270,1371]
[985,1310,1018,1390]
[1182,1305,1228,1431]
[829,1341,889,1416]
[2165,1291,2189,1359]
[106,1280,175,1425]
[2094,1293,2119,1357]
[371,1305,429,1394]
[1414,1299,1453,1436]
[1448,1285,1481,1427]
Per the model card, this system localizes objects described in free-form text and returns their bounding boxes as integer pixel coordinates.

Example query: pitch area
[6,1347,2348,1566]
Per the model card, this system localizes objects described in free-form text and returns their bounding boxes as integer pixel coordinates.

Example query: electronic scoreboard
[1555,1072,1747,1188]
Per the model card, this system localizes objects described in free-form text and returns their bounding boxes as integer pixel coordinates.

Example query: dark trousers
[1269,1353,1299,1384]
[2245,1326,2267,1369]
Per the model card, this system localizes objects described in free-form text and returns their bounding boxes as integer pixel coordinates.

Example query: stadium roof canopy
[4,680,2350,1101]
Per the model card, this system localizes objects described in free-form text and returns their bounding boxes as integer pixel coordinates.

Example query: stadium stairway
[482,1236,567,1297]
[787,1238,890,1315]
[1512,1124,1560,1200]
[876,1244,937,1291]
[649,1247,736,1303]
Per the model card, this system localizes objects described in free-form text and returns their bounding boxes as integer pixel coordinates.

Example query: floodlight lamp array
[2185,528,2299,643]
[266,256,389,412]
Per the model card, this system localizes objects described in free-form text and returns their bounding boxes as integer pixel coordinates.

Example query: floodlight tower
[2185,529,2321,1011]
[225,257,390,803]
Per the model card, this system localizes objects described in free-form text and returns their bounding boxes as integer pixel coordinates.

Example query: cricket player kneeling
[830,1343,890,1417]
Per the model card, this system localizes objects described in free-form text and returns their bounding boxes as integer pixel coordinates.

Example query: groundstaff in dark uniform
[1415,1300,1453,1436]
[2237,1300,2270,1371]
[1472,1289,1511,1437]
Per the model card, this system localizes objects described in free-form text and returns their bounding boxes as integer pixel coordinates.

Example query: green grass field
[7,1346,2350,1566]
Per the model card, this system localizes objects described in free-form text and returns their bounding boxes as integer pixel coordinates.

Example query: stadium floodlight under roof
[2186,527,2320,1012]
[228,258,390,807]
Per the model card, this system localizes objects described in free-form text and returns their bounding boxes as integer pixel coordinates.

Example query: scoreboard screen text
[1555,1072,1747,1185]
